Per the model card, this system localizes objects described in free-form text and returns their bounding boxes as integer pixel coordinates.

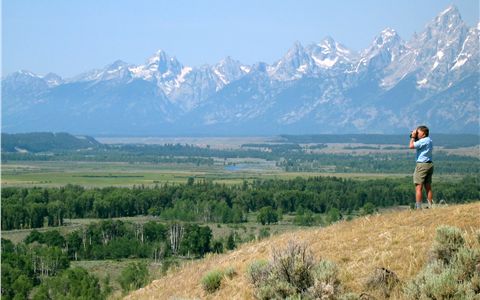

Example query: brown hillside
[126,203,480,299]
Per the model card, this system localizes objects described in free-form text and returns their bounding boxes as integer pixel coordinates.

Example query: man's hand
[409,130,416,149]
[410,130,417,139]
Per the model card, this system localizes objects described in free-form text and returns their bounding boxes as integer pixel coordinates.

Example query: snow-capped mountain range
[2,6,479,135]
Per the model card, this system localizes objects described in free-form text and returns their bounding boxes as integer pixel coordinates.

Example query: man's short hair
[417,125,429,137]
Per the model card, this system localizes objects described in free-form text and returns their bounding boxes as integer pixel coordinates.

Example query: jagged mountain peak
[215,56,251,74]
[213,56,249,82]
[102,60,131,75]
[69,60,132,83]
[12,69,41,78]
[434,5,463,28]
[145,50,182,74]
[212,56,242,72]
[380,28,399,40]
[107,60,129,68]
[43,72,62,80]
[215,56,241,68]
[400,5,472,90]
[356,27,406,74]
[2,70,46,90]
[268,42,313,80]
[148,49,169,64]
[285,41,307,58]
[419,5,467,41]
[82,59,133,83]
[217,56,235,65]
[126,49,185,86]
[318,36,336,51]
[371,28,403,50]
[309,36,357,65]
[2,5,477,135]
[42,72,63,87]
[291,40,304,49]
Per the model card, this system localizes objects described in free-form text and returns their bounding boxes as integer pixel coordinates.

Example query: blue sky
[2,0,479,78]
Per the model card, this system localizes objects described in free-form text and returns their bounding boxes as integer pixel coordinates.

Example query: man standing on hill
[409,125,434,209]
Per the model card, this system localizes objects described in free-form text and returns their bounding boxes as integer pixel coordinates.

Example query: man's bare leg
[415,184,423,209]
[425,183,433,207]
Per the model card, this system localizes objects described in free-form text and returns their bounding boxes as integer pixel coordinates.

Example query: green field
[3,135,477,188]
[1,159,418,188]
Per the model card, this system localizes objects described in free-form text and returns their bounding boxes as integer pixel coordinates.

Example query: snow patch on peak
[285,41,306,58]
[309,37,356,68]
[43,73,63,87]
[312,56,338,68]
[129,65,151,80]
[439,5,459,17]
[417,78,428,86]
[18,70,41,78]
[374,28,400,48]
[451,57,468,70]
[432,5,463,30]
[175,67,192,86]
[240,66,251,73]
[319,37,336,53]
[214,68,228,84]
[381,28,397,38]
[148,54,161,65]
[297,64,309,73]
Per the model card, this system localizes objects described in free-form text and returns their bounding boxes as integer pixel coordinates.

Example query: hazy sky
[2,0,479,78]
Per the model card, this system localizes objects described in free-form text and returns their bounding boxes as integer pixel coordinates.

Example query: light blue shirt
[414,137,433,163]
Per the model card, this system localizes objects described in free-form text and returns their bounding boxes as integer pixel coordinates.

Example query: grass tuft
[201,269,224,293]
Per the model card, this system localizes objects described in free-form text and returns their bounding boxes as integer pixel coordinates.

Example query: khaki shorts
[413,163,434,185]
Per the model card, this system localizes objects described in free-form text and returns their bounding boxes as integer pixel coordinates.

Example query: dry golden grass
[126,202,480,300]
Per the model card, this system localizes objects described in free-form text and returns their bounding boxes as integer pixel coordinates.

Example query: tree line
[279,152,480,174]
[2,176,479,230]
[23,220,214,260]
[1,219,216,300]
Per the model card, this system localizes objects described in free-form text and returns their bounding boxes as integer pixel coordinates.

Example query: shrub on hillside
[247,241,345,299]
[271,241,315,293]
[404,225,480,299]
[431,225,465,264]
[223,267,237,279]
[307,259,342,299]
[365,267,400,298]
[247,260,271,288]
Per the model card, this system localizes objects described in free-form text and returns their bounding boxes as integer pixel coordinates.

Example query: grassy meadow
[3,135,477,188]
[1,159,415,188]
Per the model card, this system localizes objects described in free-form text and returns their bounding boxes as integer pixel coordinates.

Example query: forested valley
[3,175,479,299]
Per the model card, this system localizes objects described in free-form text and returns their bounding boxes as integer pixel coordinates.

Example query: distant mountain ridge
[2,6,479,135]
[1,132,101,153]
